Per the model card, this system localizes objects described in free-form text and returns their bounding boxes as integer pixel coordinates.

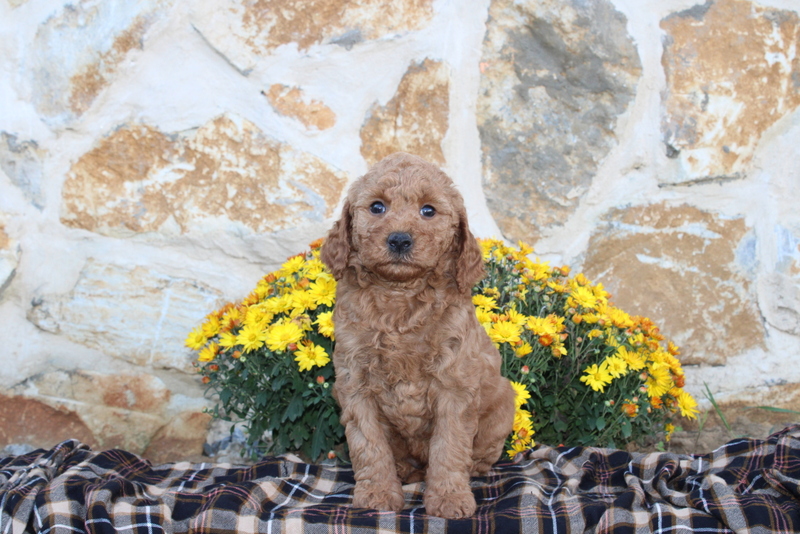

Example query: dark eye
[370,201,386,215]
[420,205,436,218]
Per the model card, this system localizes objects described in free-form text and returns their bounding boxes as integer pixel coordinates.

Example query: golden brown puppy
[320,152,515,519]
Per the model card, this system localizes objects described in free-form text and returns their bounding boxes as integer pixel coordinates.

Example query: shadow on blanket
[2,425,800,533]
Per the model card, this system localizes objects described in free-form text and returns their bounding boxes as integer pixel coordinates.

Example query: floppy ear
[320,199,352,280]
[455,215,485,294]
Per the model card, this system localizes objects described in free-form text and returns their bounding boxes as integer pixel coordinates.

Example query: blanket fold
[2,426,800,533]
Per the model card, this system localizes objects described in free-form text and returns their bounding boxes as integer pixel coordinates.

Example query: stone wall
[1,0,798,460]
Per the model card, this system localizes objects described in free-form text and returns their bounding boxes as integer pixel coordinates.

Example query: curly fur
[320,152,515,519]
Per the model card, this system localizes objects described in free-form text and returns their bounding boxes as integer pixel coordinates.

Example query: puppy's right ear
[320,199,352,280]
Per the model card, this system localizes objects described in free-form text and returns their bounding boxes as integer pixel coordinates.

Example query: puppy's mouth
[371,232,425,280]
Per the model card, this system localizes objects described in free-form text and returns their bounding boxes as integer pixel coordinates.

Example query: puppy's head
[321,152,484,292]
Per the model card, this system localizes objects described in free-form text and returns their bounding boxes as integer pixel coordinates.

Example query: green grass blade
[703,382,731,433]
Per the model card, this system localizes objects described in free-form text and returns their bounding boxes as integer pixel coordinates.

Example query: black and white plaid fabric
[3,425,800,533]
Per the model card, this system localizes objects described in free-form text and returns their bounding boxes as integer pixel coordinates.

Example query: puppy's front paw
[424,489,476,519]
[353,480,405,512]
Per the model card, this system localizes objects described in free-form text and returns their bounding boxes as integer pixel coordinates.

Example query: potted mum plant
[188,239,698,461]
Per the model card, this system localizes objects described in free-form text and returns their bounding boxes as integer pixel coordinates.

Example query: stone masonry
[1,0,798,460]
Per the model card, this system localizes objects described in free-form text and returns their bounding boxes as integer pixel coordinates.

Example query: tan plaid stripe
[2,426,800,533]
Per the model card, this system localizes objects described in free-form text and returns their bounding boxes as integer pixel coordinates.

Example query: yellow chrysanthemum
[294,343,331,372]
[185,327,208,351]
[472,294,497,310]
[479,238,506,259]
[506,308,528,326]
[506,439,530,459]
[514,342,533,357]
[513,408,533,431]
[304,258,327,279]
[315,311,335,340]
[675,390,699,419]
[222,306,242,329]
[237,323,268,353]
[218,331,239,350]
[278,255,306,278]
[308,275,336,308]
[526,314,565,336]
[616,346,645,371]
[605,305,634,329]
[265,321,305,352]
[510,381,531,407]
[603,355,628,379]
[198,342,219,362]
[263,293,294,316]
[516,241,534,257]
[288,292,315,315]
[475,307,494,326]
[645,362,673,398]
[665,423,676,441]
[244,304,273,328]
[569,286,597,310]
[591,282,610,303]
[488,321,523,345]
[580,363,612,393]
[202,316,221,338]
[525,261,551,282]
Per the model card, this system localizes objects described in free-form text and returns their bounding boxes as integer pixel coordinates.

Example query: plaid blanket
[2,426,800,534]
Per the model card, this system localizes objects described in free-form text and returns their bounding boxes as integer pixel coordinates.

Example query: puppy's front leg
[342,393,406,512]
[424,387,478,519]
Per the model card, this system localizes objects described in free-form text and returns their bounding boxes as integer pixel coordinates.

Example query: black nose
[387,232,413,255]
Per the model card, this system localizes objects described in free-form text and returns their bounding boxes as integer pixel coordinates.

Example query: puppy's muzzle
[387,232,413,256]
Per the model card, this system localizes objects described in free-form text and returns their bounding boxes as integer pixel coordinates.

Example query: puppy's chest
[366,338,437,425]
[375,376,434,435]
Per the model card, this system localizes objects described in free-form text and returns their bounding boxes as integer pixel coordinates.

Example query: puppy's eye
[370,201,386,215]
[420,205,436,218]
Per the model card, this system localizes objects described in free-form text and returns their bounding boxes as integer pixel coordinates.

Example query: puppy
[320,152,515,519]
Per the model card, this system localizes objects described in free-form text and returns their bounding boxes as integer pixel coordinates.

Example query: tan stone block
[25,1,169,128]
[26,259,224,371]
[6,371,197,453]
[143,411,212,463]
[265,84,336,131]
[28,370,171,415]
[61,115,348,237]
[360,58,449,166]
[242,0,434,52]
[477,0,641,244]
[0,395,97,450]
[661,0,800,183]
[584,203,764,365]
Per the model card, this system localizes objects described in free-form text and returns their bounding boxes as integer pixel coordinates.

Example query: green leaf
[283,395,305,422]
[595,417,606,431]
[310,418,329,460]
[621,419,632,439]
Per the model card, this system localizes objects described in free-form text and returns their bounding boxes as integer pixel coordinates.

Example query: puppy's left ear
[455,216,485,294]
[320,199,352,280]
